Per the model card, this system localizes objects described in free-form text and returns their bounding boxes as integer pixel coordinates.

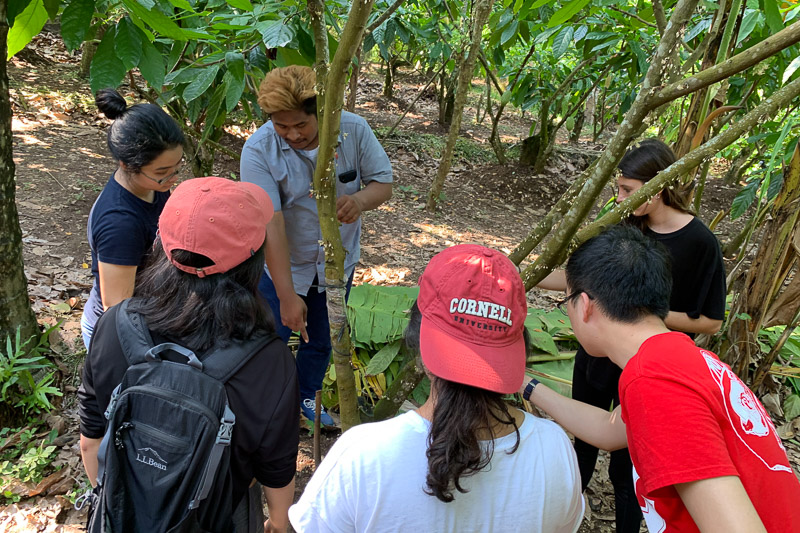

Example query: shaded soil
[3,32,796,533]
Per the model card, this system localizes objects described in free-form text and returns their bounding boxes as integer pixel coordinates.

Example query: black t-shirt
[78,304,300,507]
[578,217,727,390]
[84,175,169,328]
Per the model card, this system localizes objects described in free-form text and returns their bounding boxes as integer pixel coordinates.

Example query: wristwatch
[522,378,540,401]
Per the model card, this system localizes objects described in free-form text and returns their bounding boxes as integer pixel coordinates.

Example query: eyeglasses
[139,159,185,185]
[556,291,592,315]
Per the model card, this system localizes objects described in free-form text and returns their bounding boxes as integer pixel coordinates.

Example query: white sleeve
[289,431,359,532]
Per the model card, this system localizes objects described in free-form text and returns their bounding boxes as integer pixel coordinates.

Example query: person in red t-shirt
[523,225,800,533]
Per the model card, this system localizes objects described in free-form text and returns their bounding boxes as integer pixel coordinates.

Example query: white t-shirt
[289,411,584,532]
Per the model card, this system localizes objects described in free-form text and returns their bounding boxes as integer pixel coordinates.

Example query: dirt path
[4,33,794,533]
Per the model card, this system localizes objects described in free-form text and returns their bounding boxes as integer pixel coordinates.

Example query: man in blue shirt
[241,66,393,427]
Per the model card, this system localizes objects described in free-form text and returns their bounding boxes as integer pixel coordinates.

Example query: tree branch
[576,74,800,244]
[366,0,405,34]
[652,20,800,108]
[608,5,657,28]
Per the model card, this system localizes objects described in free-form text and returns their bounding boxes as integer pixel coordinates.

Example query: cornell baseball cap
[417,244,528,394]
[159,177,274,277]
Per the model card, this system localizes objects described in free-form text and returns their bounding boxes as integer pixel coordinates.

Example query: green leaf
[90,31,127,93]
[121,0,189,41]
[762,0,784,33]
[9,0,34,26]
[785,394,800,421]
[549,0,591,27]
[257,20,295,48]
[527,328,560,356]
[139,38,165,89]
[166,0,193,9]
[42,0,58,19]
[573,25,588,42]
[346,285,419,349]
[365,340,402,376]
[552,26,573,59]
[684,18,711,42]
[533,25,560,44]
[225,0,253,10]
[201,81,227,141]
[500,20,519,46]
[182,64,220,103]
[783,56,800,84]
[730,180,758,220]
[736,10,762,46]
[61,0,95,51]
[7,0,48,59]
[224,52,245,112]
[114,17,143,71]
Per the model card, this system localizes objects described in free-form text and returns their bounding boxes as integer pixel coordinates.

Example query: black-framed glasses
[139,159,185,185]
[556,291,592,315]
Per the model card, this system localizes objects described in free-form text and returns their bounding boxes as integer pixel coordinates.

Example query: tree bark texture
[518,0,701,290]
[0,0,39,345]
[371,355,424,421]
[426,0,492,211]
[723,140,800,384]
[309,0,376,431]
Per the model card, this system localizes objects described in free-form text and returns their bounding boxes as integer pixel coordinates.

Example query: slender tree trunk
[346,44,362,112]
[426,0,492,211]
[308,0,375,430]
[0,0,38,345]
[721,141,800,382]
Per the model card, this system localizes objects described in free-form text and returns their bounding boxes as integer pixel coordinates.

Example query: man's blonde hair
[257,65,317,115]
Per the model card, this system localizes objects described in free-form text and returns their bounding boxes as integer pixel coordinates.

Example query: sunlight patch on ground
[354,264,410,286]
[16,134,49,146]
[77,147,105,159]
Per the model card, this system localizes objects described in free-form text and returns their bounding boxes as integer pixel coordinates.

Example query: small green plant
[0,440,59,503]
[0,326,63,427]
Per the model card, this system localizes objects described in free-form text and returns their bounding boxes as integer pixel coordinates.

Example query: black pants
[572,348,642,533]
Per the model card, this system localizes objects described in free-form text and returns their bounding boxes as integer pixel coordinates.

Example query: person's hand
[264,518,287,533]
[280,292,308,343]
[336,194,364,224]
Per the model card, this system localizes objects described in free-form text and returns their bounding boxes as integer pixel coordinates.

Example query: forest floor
[3,32,798,532]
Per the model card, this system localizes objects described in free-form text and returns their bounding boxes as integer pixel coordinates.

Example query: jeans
[572,348,642,533]
[80,312,95,352]
[258,271,353,401]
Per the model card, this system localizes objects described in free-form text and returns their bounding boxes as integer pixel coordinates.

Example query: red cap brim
[419,315,526,394]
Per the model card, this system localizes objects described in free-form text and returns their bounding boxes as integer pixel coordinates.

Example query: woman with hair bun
[80,88,186,350]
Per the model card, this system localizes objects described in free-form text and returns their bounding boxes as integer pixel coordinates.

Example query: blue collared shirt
[241,111,393,294]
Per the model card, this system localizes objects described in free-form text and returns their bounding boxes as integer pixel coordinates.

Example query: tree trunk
[0,0,39,346]
[570,105,586,144]
[720,140,800,384]
[370,356,424,421]
[382,56,393,97]
[79,24,105,79]
[345,44,362,112]
[426,0,492,211]
[308,0,375,431]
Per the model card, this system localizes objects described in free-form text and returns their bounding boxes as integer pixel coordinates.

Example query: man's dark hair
[403,303,524,503]
[565,225,672,322]
[130,239,274,353]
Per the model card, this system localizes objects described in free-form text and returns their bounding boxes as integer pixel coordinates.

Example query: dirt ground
[3,32,796,533]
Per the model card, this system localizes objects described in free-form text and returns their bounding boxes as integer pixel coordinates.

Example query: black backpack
[86,300,277,533]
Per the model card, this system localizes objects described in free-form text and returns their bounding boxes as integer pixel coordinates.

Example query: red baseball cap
[418,244,528,394]
[159,177,274,277]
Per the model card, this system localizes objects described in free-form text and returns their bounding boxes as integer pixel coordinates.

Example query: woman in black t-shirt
[538,139,726,533]
[81,89,185,350]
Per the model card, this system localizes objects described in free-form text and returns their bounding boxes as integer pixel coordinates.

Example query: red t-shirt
[619,332,800,532]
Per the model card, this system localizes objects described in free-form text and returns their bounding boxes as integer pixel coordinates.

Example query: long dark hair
[96,88,185,172]
[618,138,694,228]
[404,303,522,503]
[130,239,273,353]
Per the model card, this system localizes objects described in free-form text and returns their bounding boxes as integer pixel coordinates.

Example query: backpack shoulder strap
[115,299,156,366]
[200,333,281,383]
